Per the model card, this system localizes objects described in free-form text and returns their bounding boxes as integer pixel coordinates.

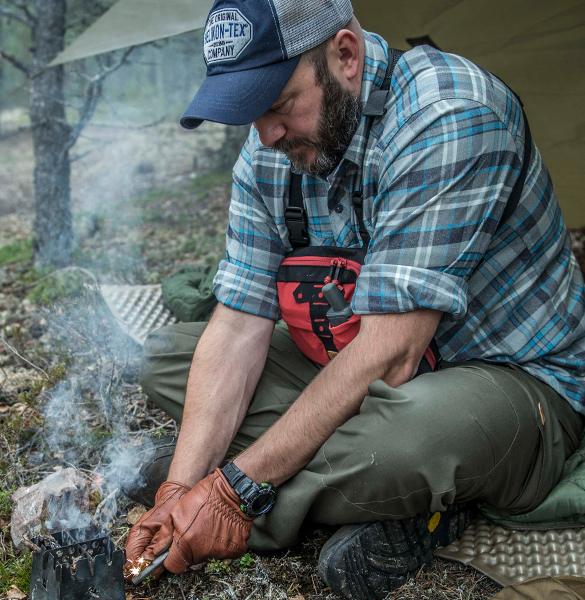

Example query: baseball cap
[180,0,354,129]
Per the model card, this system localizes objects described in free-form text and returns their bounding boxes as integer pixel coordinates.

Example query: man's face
[253,54,362,176]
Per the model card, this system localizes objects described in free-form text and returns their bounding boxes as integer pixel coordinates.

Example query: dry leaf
[290,596,306,600]
[0,405,11,415]
[127,505,147,525]
[6,585,27,599]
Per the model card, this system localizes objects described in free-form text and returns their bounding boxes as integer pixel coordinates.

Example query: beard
[273,68,362,176]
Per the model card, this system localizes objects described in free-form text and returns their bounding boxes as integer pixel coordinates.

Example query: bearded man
[125,1,585,598]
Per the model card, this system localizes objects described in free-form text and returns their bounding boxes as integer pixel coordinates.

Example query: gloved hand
[150,468,253,574]
[124,480,189,572]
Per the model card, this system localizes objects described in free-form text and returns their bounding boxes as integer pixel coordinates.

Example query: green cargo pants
[140,321,584,551]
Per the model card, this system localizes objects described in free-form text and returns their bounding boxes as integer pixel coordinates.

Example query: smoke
[36,285,157,534]
[43,378,92,459]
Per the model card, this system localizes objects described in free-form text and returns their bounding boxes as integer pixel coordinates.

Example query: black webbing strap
[352,48,404,248]
[286,169,310,247]
[285,48,405,249]
[498,101,533,231]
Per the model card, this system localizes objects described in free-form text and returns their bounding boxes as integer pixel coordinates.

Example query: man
[125,0,585,598]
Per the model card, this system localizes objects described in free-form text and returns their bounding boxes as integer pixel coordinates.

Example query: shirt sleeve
[213,129,285,320]
[352,98,522,319]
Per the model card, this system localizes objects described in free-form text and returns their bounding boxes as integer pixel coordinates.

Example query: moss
[27,269,88,305]
[0,552,32,595]
[0,239,32,266]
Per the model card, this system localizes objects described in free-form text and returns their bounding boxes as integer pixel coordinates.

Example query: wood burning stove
[30,527,124,600]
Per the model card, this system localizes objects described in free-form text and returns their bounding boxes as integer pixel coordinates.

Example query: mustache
[272,137,317,153]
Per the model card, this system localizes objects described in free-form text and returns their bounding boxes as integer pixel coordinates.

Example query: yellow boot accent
[428,511,441,533]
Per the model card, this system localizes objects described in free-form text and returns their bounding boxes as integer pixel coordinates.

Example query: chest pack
[275,48,533,371]
[275,48,439,371]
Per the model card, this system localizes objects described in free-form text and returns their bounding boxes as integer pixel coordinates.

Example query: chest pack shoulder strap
[497,94,533,231]
[285,48,405,249]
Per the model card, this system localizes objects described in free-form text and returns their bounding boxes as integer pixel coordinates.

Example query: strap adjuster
[284,206,310,246]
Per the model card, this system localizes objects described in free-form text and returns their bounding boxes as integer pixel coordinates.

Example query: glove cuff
[213,468,254,521]
[154,480,190,504]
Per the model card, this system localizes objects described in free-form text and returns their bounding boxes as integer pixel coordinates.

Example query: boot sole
[318,505,474,600]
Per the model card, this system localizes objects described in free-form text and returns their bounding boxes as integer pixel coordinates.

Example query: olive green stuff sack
[161,264,217,323]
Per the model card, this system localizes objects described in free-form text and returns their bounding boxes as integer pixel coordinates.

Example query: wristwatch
[221,462,277,517]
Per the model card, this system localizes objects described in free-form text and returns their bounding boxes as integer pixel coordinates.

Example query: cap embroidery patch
[204,9,253,64]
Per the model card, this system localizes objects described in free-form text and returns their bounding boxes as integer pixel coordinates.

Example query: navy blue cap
[181,0,354,129]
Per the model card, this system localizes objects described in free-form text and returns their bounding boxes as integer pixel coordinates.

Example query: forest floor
[0,126,583,600]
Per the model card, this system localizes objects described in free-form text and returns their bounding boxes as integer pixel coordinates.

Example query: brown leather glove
[150,468,253,574]
[124,480,189,573]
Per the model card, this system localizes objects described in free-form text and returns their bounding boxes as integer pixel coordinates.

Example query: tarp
[49,0,210,66]
[50,0,585,226]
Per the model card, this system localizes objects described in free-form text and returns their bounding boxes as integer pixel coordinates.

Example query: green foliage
[237,552,255,569]
[206,558,231,575]
[27,269,89,305]
[0,239,32,266]
[205,553,255,576]
[17,362,68,406]
[0,490,12,521]
[0,551,32,595]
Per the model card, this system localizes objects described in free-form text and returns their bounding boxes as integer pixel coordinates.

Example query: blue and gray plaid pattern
[213,31,585,412]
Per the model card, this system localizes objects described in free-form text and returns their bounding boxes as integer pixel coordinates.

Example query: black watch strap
[221,462,277,517]
[221,462,254,497]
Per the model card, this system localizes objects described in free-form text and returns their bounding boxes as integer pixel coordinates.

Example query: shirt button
[334,204,344,213]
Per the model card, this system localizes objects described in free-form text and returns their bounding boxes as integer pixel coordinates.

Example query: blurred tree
[0,0,130,268]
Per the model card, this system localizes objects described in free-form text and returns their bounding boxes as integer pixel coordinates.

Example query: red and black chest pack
[275,48,441,373]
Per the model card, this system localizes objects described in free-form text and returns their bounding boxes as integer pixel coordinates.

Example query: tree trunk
[30,0,72,268]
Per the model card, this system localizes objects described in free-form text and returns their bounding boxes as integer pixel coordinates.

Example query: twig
[4,0,35,24]
[0,48,30,76]
[22,538,41,553]
[0,6,32,28]
[16,265,99,294]
[0,336,48,378]
[74,116,167,132]
[65,47,135,153]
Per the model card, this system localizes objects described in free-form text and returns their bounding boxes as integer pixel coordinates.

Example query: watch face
[247,487,276,517]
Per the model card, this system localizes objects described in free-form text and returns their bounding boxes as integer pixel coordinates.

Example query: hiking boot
[318,503,476,600]
[122,436,176,507]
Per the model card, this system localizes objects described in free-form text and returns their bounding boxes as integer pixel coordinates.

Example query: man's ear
[328,28,361,89]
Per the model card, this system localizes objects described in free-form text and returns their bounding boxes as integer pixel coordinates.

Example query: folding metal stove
[30,527,125,600]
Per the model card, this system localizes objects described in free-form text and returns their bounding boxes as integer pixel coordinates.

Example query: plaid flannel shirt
[213,31,585,413]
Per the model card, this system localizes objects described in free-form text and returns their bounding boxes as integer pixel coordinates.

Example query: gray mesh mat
[435,518,585,587]
[100,284,176,345]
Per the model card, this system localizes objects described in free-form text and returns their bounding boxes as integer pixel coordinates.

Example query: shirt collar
[326,31,390,184]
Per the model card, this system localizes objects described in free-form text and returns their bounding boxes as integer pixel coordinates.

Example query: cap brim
[180,55,301,129]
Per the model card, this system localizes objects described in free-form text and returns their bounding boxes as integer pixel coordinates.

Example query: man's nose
[253,115,286,147]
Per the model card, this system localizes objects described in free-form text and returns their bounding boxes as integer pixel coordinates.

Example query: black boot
[122,436,176,507]
[318,504,475,600]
